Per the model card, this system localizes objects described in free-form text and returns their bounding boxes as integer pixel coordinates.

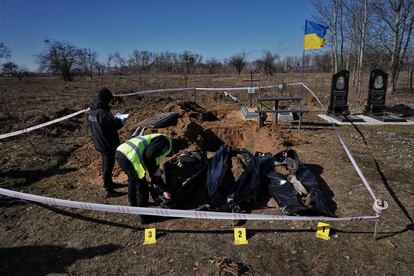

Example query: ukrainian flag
[304,20,327,50]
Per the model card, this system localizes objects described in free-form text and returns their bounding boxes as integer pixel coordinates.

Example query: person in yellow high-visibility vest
[115,133,172,224]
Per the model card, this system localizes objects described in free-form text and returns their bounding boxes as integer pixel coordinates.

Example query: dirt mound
[211,257,253,275]
[68,143,100,170]
[11,107,84,136]
[68,142,124,183]
[24,108,78,128]
[53,107,78,117]
[26,114,51,127]
[164,101,218,122]
[162,117,210,151]
[68,99,302,187]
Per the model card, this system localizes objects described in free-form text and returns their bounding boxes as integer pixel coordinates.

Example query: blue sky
[0,0,319,70]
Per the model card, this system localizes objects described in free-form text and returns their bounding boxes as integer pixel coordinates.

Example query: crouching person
[115,133,172,224]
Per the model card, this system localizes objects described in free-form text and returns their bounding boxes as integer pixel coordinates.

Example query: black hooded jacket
[88,91,123,154]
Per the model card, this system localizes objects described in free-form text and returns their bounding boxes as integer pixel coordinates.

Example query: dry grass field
[0,73,413,275]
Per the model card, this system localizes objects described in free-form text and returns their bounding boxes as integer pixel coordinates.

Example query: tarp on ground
[164,145,335,216]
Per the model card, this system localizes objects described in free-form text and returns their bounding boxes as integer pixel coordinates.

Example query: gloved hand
[162,191,171,200]
[152,175,167,191]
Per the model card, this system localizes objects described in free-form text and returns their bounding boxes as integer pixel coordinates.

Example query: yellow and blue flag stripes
[304,20,327,50]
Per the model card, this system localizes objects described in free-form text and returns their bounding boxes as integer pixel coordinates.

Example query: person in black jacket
[88,88,124,198]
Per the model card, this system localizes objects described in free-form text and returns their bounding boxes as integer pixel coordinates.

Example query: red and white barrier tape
[299,82,380,202]
[196,85,276,91]
[114,85,278,97]
[0,82,386,221]
[114,87,194,97]
[0,188,379,222]
[0,108,90,140]
[0,84,279,139]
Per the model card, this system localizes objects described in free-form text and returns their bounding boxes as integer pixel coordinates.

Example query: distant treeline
[0,0,413,93]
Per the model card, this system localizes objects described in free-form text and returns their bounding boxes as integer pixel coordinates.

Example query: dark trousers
[101,153,115,191]
[115,151,149,207]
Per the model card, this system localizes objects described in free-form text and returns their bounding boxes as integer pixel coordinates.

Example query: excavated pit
[68,100,301,186]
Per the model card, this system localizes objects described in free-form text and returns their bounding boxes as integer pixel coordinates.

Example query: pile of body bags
[161,145,336,216]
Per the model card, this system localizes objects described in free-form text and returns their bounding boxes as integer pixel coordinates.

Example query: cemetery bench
[255,96,307,129]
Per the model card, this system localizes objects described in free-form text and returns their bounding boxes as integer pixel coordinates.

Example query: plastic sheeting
[267,165,334,216]
[164,145,335,216]
[206,146,335,216]
[206,145,254,210]
[162,150,208,208]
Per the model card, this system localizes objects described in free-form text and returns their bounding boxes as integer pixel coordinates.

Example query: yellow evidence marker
[234,227,248,245]
[144,228,157,245]
[315,222,331,240]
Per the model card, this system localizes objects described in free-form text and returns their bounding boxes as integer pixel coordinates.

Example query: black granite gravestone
[364,69,406,122]
[328,70,363,122]
[364,69,387,114]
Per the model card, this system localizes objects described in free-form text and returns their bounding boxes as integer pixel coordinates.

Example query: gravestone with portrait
[328,70,364,122]
[363,69,406,122]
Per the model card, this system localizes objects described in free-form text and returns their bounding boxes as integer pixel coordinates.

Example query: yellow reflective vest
[116,133,172,179]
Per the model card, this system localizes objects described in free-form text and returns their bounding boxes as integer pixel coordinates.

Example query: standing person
[88,88,125,198]
[115,133,172,224]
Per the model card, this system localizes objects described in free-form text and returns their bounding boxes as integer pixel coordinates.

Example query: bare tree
[260,50,279,76]
[229,53,246,75]
[406,45,414,92]
[112,52,126,75]
[78,48,98,78]
[2,62,27,80]
[179,51,196,86]
[372,0,414,93]
[106,53,114,74]
[281,56,302,72]
[356,0,368,95]
[313,0,347,72]
[344,0,369,94]
[95,63,106,76]
[129,50,154,82]
[36,39,80,81]
[313,52,333,72]
[205,58,222,74]
[0,42,11,61]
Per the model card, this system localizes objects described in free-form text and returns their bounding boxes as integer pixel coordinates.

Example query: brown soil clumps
[68,100,302,186]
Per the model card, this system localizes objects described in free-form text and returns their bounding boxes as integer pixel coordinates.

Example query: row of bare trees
[312,0,414,93]
[32,39,287,82]
[0,43,28,80]
[1,11,413,92]
[1,39,285,82]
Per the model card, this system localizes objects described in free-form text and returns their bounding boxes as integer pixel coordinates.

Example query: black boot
[139,215,153,225]
[104,189,123,198]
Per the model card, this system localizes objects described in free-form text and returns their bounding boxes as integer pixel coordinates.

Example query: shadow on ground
[1,148,77,188]
[1,166,77,187]
[0,196,28,209]
[386,104,414,117]
[32,202,414,239]
[306,163,338,214]
[0,244,121,275]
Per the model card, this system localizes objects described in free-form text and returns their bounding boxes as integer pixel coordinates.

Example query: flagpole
[301,49,305,107]
[301,20,306,107]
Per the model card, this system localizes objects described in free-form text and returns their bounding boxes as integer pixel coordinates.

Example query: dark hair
[97,88,114,105]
